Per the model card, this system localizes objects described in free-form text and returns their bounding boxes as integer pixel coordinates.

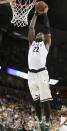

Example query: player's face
[36,32,45,41]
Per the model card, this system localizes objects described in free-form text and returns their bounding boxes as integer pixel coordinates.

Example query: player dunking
[28,1,53,131]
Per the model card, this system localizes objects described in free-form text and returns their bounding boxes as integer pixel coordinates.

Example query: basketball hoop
[10,0,37,27]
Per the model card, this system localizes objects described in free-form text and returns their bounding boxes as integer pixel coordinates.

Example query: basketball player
[28,2,52,131]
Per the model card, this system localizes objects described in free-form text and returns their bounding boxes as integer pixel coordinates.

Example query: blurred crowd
[0,96,35,131]
[0,95,67,131]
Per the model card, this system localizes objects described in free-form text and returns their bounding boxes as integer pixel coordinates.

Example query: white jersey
[28,41,48,70]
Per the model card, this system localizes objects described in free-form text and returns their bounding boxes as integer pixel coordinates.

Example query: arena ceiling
[0,0,67,87]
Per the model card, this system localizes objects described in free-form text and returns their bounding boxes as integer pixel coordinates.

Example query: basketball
[35,1,47,14]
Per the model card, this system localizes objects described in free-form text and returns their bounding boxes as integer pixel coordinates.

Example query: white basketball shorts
[28,69,53,102]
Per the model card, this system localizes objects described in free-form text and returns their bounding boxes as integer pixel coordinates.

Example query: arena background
[0,0,67,108]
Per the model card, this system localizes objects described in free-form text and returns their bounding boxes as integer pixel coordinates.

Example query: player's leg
[34,99,42,121]
[28,72,42,130]
[39,70,53,130]
[39,101,52,131]
[41,100,52,122]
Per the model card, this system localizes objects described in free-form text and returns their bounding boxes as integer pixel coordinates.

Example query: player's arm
[44,14,51,51]
[28,12,38,45]
[42,4,51,51]
[44,33,51,51]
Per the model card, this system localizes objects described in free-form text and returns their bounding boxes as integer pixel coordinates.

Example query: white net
[10,0,36,27]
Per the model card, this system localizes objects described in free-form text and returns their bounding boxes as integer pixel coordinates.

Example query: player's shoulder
[29,40,35,46]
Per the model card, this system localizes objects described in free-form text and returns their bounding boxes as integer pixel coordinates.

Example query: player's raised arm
[28,12,38,45]
[45,33,51,51]
[43,9,51,51]
[35,1,51,51]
